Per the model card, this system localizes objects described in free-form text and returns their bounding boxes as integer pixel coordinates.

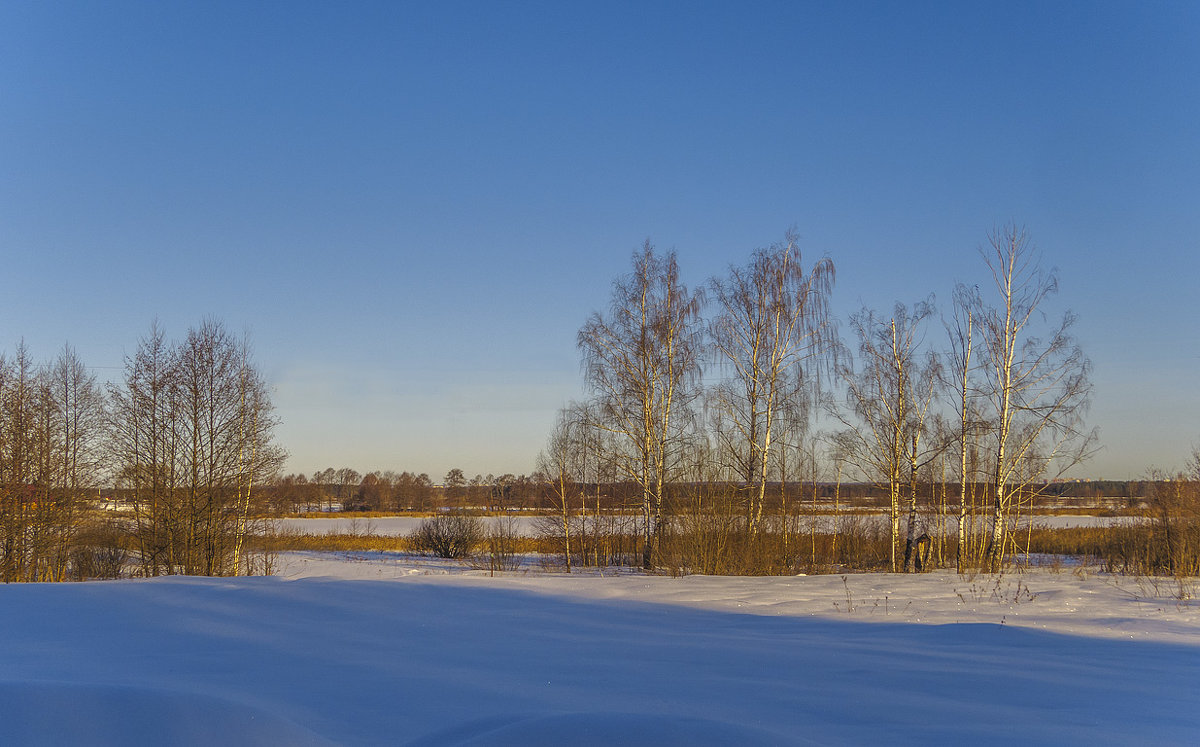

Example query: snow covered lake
[274,513,1136,537]
[1,553,1196,745]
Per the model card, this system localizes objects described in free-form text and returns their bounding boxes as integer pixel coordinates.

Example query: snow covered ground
[1,553,1197,745]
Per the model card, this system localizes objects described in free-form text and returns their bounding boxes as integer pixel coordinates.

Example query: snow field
[0,553,1196,745]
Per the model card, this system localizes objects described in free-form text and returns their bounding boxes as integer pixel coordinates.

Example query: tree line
[0,319,283,581]
[539,225,1097,573]
[268,468,543,513]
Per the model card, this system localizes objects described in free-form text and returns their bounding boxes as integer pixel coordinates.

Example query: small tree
[1142,446,1200,577]
[945,285,980,572]
[537,405,585,571]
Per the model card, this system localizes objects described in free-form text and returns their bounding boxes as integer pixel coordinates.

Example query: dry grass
[289,511,439,520]
[1024,520,1200,576]
[248,530,548,554]
[657,523,894,576]
[249,533,411,552]
[250,501,1199,580]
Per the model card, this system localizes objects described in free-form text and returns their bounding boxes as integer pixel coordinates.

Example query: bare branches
[836,299,942,571]
[109,320,285,577]
[559,224,1097,576]
[976,225,1095,569]
[537,404,587,571]
[578,242,704,569]
[708,232,836,533]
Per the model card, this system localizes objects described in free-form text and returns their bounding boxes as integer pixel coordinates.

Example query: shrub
[482,515,522,574]
[409,514,484,559]
[70,521,129,580]
[1145,475,1200,576]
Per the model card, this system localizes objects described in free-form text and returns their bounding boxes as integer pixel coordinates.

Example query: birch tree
[708,234,836,534]
[975,226,1094,570]
[578,242,704,570]
[537,405,585,571]
[945,285,980,572]
[838,300,940,571]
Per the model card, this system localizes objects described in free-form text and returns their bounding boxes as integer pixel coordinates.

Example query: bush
[70,522,129,580]
[409,514,484,559]
[482,515,522,574]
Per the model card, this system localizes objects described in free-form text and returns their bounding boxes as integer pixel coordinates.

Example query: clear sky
[2,1,1197,481]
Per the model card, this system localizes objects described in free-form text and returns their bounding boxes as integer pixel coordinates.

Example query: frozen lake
[274,512,1140,537]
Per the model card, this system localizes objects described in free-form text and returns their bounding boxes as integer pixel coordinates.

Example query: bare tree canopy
[0,343,108,581]
[578,242,704,569]
[975,226,1095,568]
[708,232,836,533]
[108,319,285,577]
[837,298,941,571]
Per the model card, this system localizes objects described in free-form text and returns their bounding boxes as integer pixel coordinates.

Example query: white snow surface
[2,552,1197,746]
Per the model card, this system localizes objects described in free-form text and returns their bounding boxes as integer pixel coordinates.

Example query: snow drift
[0,553,1196,745]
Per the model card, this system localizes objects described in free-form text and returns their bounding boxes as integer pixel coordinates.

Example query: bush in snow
[409,514,484,559]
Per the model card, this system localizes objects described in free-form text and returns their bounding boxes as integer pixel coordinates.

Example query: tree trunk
[903,433,920,572]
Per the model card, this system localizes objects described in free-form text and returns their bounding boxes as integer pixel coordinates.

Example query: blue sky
[2,1,1197,480]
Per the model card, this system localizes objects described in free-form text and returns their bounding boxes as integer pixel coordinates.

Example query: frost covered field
[2,554,1198,746]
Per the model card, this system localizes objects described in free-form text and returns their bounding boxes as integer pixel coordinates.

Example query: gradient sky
[2,1,1197,481]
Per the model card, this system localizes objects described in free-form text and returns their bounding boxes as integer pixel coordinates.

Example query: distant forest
[258,469,1146,515]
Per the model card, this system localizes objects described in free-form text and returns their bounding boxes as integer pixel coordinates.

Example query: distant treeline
[249,471,1147,514]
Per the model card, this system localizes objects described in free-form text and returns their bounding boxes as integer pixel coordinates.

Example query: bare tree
[945,284,983,572]
[334,467,361,508]
[490,473,516,511]
[230,334,286,573]
[108,322,178,576]
[827,432,853,563]
[109,320,283,576]
[46,345,106,579]
[578,242,704,569]
[837,300,941,571]
[0,343,107,581]
[708,233,836,534]
[443,468,466,509]
[51,346,105,498]
[0,345,59,586]
[393,471,433,511]
[537,405,585,571]
[975,226,1095,570]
